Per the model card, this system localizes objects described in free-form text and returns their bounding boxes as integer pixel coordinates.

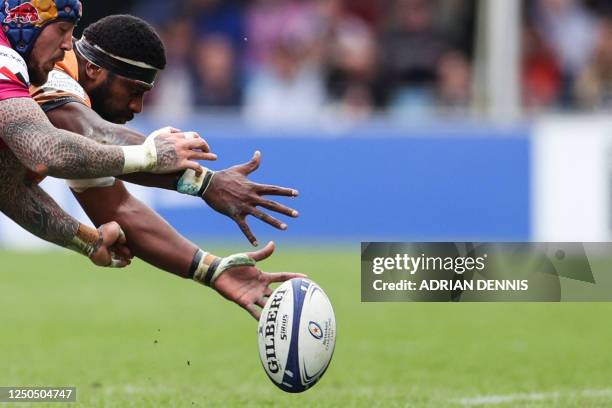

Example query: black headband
[75,38,159,85]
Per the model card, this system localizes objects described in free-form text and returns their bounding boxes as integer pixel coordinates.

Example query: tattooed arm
[45,101,300,246]
[45,100,180,190]
[0,97,211,179]
[0,149,131,267]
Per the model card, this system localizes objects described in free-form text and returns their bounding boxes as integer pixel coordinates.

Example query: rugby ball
[257,278,336,393]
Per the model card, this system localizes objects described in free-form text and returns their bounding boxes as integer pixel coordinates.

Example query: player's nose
[129,97,144,115]
[61,31,73,51]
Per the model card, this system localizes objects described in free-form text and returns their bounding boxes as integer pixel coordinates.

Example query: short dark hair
[82,15,166,70]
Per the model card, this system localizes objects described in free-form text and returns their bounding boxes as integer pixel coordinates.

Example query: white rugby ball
[257,278,336,393]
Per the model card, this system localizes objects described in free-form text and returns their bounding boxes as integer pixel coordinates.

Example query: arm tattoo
[87,116,183,171]
[0,149,80,248]
[86,121,146,146]
[46,101,146,146]
[47,102,183,191]
[0,97,126,179]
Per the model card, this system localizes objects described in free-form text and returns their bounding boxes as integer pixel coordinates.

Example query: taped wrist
[190,249,256,287]
[121,129,166,173]
[66,224,102,258]
[176,168,215,196]
[121,143,157,173]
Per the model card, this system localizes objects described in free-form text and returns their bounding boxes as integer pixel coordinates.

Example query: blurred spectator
[435,0,477,56]
[244,39,326,127]
[436,50,472,114]
[341,0,383,30]
[189,0,246,50]
[575,18,612,109]
[320,0,380,119]
[380,0,450,114]
[132,0,187,27]
[531,0,597,105]
[522,23,562,111]
[325,22,378,119]
[193,35,243,107]
[245,0,322,73]
[146,19,196,119]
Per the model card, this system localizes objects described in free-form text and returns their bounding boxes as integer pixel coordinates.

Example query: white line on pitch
[456,388,612,406]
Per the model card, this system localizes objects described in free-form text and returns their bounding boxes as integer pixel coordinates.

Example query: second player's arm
[46,101,300,246]
[74,181,304,319]
[45,101,181,189]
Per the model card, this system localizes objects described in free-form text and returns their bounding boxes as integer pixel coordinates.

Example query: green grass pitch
[1,247,612,407]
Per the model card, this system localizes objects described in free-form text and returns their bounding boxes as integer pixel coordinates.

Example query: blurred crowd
[130,0,612,123]
[524,0,612,112]
[132,0,476,123]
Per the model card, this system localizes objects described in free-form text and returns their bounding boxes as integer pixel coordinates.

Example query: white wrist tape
[121,127,170,173]
[121,143,157,173]
[193,251,256,287]
[177,168,216,196]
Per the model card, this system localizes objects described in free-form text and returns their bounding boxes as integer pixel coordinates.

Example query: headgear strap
[75,37,159,86]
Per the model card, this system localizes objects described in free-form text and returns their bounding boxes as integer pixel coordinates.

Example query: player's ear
[84,61,104,83]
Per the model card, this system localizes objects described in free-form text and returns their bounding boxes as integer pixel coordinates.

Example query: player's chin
[116,115,133,125]
[29,66,51,87]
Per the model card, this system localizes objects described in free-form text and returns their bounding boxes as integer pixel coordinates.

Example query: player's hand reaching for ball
[148,126,217,174]
[211,241,306,320]
[89,221,133,268]
[203,151,299,246]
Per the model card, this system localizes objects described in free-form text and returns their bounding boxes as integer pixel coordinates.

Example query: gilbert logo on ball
[257,278,336,393]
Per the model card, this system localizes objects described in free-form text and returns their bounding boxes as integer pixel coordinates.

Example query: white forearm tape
[121,127,175,173]
[121,143,157,173]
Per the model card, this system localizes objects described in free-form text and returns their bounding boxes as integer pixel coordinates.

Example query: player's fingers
[241,151,261,175]
[258,198,299,218]
[99,221,121,246]
[184,134,211,153]
[255,183,299,197]
[264,287,273,297]
[236,218,258,246]
[182,161,205,175]
[110,257,131,268]
[246,304,261,321]
[255,296,267,308]
[250,209,287,231]
[111,244,132,261]
[183,131,200,140]
[159,126,178,134]
[116,227,126,245]
[186,151,217,161]
[266,272,307,283]
[247,241,275,262]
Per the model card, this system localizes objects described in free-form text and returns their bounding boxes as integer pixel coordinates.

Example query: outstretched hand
[212,241,306,320]
[203,151,299,246]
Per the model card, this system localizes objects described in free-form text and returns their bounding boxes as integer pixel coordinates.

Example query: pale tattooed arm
[0,149,131,267]
[0,98,211,179]
[45,101,180,190]
[0,97,124,178]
